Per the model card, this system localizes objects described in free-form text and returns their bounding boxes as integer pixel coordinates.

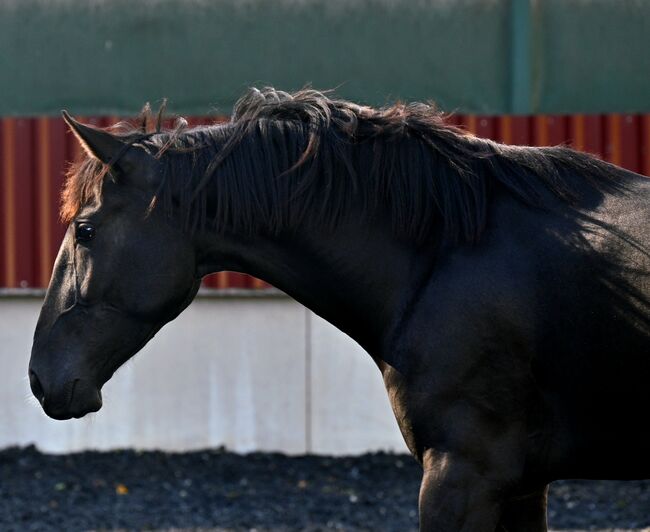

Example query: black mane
[69,88,627,244]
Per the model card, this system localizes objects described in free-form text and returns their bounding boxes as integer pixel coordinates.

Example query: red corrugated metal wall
[1,114,649,289]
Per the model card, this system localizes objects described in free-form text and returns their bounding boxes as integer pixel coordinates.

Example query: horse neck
[193,213,433,356]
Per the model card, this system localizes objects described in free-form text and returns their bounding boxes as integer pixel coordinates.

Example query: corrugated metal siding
[1,114,649,289]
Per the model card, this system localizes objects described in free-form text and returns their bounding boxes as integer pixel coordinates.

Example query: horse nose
[29,369,45,405]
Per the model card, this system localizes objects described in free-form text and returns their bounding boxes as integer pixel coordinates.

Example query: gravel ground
[0,446,648,531]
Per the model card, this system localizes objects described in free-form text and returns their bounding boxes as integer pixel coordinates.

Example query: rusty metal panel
[1,118,37,288]
[498,116,532,146]
[620,115,641,174]
[1,113,648,289]
[569,115,605,161]
[35,118,68,287]
[642,115,650,178]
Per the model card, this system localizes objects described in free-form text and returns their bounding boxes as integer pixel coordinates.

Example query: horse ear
[62,111,127,165]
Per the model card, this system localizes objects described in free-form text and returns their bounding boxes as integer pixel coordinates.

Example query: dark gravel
[0,446,648,531]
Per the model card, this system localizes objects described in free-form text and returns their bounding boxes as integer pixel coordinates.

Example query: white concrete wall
[0,293,407,455]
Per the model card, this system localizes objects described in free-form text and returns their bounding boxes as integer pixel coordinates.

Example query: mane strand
[62,88,629,245]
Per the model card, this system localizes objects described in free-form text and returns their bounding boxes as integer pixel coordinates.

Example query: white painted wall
[0,293,407,455]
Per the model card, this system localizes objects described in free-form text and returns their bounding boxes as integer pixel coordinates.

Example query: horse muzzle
[29,369,103,420]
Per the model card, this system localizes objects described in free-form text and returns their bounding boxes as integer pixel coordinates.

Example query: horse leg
[382,359,536,531]
[496,486,549,532]
[418,453,503,532]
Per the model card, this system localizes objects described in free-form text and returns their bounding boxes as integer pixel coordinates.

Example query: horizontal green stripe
[0,0,647,116]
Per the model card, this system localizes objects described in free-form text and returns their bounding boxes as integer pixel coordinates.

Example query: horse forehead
[73,197,105,219]
[86,183,146,215]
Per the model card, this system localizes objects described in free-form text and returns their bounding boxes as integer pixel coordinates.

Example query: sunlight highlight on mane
[60,104,185,223]
[61,158,109,223]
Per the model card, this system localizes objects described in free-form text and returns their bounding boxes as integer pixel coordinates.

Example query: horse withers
[29,89,650,531]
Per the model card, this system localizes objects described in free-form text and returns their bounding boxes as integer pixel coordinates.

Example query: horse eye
[76,223,96,243]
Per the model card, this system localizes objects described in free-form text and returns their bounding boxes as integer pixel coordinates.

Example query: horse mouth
[35,377,103,421]
[44,399,102,420]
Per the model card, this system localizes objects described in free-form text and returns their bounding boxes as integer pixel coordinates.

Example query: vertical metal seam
[573,115,586,152]
[500,116,513,145]
[642,114,650,177]
[465,115,478,135]
[38,118,52,288]
[608,114,622,167]
[305,306,312,454]
[535,116,549,146]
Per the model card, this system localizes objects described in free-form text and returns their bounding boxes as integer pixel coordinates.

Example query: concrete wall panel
[0,297,308,454]
[0,295,407,455]
[308,313,407,455]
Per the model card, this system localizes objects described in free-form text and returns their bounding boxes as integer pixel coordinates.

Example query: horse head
[29,114,200,420]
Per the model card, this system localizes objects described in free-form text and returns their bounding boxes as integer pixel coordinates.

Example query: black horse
[29,89,649,531]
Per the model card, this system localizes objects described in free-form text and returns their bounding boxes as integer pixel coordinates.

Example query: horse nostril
[29,369,45,405]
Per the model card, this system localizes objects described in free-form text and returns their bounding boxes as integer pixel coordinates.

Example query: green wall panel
[534,0,650,114]
[0,0,647,116]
